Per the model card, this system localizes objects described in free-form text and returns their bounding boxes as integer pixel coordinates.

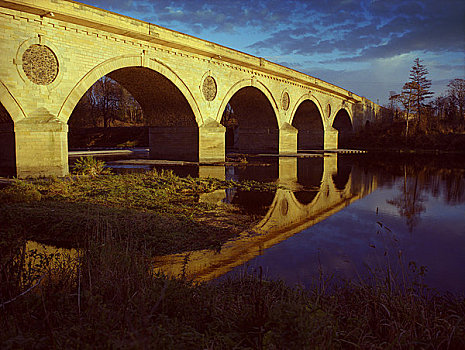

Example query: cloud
[77,0,465,104]
[247,0,465,61]
[81,0,464,59]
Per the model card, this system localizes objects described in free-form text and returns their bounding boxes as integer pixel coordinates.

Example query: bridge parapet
[0,0,380,177]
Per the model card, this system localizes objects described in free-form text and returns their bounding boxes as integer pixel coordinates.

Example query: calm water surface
[216,154,465,294]
[55,153,465,294]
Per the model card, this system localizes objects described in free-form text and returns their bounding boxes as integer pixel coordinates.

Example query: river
[138,152,465,295]
[36,152,465,294]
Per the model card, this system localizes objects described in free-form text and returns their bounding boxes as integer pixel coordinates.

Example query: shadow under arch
[332,108,353,148]
[61,55,204,161]
[219,79,280,154]
[0,100,16,176]
[290,95,325,150]
[58,55,203,126]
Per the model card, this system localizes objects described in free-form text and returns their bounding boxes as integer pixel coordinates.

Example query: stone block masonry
[0,0,380,177]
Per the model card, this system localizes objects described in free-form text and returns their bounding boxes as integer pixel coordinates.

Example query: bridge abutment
[199,118,225,163]
[14,116,68,178]
[149,119,226,163]
[323,128,339,149]
[279,122,298,155]
[278,157,297,186]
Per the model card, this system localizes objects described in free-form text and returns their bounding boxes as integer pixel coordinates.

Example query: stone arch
[217,79,280,127]
[289,94,324,126]
[58,55,203,126]
[0,80,26,123]
[290,95,325,150]
[332,108,354,148]
[291,189,321,207]
[218,79,280,154]
[0,83,19,176]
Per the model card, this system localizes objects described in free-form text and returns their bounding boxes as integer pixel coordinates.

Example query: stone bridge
[154,155,378,281]
[0,0,380,177]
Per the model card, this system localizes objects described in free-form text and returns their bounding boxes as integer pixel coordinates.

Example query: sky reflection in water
[221,155,465,295]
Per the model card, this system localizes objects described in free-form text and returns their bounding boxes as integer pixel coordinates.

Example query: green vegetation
[72,156,111,176]
[1,169,464,348]
[346,121,465,152]
[1,230,464,349]
[0,170,275,254]
[347,60,465,152]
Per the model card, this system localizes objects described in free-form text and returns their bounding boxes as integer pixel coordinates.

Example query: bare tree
[447,78,465,123]
[399,82,415,138]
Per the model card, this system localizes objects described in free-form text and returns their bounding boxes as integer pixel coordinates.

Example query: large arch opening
[332,109,353,148]
[68,76,146,148]
[68,66,199,163]
[292,100,324,151]
[0,102,15,177]
[221,86,279,155]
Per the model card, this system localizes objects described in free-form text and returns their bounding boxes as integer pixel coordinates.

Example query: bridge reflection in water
[153,154,377,281]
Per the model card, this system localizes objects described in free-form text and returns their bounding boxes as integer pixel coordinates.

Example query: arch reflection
[154,155,377,281]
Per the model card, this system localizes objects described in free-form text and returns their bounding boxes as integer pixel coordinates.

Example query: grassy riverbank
[1,171,464,348]
[1,231,464,349]
[0,170,275,254]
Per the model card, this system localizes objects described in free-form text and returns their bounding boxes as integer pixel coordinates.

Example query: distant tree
[403,58,434,128]
[447,78,465,123]
[69,76,144,128]
[386,91,400,122]
[399,81,416,138]
[117,88,144,125]
[93,76,121,128]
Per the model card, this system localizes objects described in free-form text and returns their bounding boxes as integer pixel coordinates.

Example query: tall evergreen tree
[406,58,434,125]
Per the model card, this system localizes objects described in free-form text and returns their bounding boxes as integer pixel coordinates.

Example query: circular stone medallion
[282,91,290,111]
[22,44,59,85]
[202,76,217,101]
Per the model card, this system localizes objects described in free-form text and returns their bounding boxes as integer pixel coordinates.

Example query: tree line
[69,76,144,128]
[386,58,465,136]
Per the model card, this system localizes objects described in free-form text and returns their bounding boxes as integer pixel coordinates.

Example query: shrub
[72,156,111,176]
[0,180,42,203]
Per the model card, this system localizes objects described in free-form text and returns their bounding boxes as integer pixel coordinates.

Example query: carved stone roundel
[282,91,290,111]
[202,76,217,101]
[22,44,59,85]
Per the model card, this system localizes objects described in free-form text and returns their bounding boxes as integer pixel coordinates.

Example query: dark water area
[218,153,465,295]
[74,152,465,294]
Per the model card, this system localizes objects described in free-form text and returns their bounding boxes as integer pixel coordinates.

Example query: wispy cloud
[79,0,465,104]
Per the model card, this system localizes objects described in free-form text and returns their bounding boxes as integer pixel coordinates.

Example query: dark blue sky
[80,0,465,105]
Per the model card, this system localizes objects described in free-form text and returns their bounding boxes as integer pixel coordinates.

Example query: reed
[1,229,464,349]
[1,173,464,349]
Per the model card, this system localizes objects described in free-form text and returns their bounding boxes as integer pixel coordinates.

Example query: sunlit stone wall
[0,0,379,177]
